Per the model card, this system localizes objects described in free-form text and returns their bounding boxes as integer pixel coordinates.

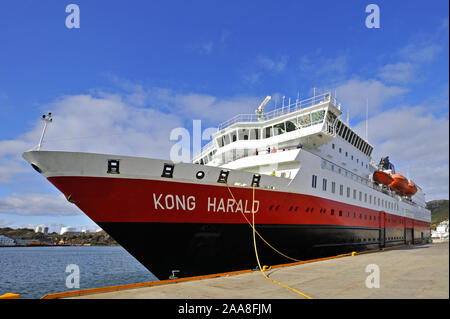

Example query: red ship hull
[48,176,430,279]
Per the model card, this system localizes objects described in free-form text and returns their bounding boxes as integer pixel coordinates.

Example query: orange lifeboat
[373,170,394,186]
[403,182,418,197]
[389,174,408,193]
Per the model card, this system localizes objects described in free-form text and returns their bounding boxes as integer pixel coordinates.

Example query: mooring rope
[225,182,313,299]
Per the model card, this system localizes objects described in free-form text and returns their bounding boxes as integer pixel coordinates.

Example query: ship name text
[152,193,260,213]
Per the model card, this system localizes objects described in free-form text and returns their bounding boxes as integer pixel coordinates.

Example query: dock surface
[53,242,448,299]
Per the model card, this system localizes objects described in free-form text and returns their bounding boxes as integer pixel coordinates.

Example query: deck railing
[217,92,335,131]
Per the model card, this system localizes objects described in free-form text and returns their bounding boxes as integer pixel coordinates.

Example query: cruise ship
[22,92,431,280]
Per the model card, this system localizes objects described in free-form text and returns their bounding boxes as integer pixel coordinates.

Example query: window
[331,182,336,194]
[345,151,348,157]
[264,127,272,138]
[340,185,344,196]
[311,110,325,123]
[331,209,335,216]
[312,175,317,188]
[332,143,335,149]
[285,121,297,132]
[299,114,311,127]
[364,193,367,203]
[322,178,327,191]
[339,147,342,153]
[339,210,342,216]
[273,123,285,136]
[353,189,357,199]
[347,187,351,198]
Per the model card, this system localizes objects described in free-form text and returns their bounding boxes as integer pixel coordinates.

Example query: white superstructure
[193,92,430,224]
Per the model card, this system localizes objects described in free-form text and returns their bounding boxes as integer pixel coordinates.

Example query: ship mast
[37,112,53,151]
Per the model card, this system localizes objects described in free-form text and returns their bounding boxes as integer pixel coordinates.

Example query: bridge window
[274,123,285,136]
[249,128,259,140]
[264,126,273,138]
[311,110,325,124]
[299,114,311,127]
[285,120,297,132]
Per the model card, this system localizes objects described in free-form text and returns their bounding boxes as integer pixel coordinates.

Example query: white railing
[217,92,334,131]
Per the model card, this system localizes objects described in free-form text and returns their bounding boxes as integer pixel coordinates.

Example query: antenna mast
[37,112,53,151]
[366,98,369,141]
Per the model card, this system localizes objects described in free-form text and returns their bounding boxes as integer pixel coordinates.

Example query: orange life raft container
[389,174,408,193]
[402,182,418,197]
[373,170,394,186]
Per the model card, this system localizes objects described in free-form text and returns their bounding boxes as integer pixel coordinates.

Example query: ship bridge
[193,92,347,170]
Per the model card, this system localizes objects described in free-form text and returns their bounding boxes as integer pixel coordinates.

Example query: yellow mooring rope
[225,183,302,262]
[225,182,313,299]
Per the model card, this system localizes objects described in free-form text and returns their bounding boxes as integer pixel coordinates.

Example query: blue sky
[0,0,448,232]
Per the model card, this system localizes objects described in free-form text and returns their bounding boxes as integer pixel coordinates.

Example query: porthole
[295,207,298,212]
[275,205,280,211]
[196,171,205,179]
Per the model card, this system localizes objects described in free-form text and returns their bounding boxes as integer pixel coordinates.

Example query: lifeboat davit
[403,182,418,197]
[389,174,408,193]
[373,170,394,186]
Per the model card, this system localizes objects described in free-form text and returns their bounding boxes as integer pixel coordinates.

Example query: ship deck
[42,242,448,299]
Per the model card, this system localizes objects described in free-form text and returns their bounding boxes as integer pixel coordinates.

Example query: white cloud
[0,218,12,227]
[335,78,407,119]
[0,193,81,216]
[354,105,449,200]
[299,53,348,80]
[257,55,289,72]
[399,43,442,64]
[377,62,415,84]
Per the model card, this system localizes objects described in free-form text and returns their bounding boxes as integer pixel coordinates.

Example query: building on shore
[0,235,16,246]
[431,220,449,241]
[60,226,80,235]
[35,225,49,234]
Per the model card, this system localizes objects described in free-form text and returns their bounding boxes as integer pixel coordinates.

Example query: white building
[0,235,16,246]
[35,225,49,234]
[432,220,449,240]
[60,226,79,235]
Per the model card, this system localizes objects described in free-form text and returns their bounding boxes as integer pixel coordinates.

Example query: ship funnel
[255,96,271,120]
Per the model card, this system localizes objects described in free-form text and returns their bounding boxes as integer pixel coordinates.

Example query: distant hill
[0,227,118,246]
[427,200,449,229]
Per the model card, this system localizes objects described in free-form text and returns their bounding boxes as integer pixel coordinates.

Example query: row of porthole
[289,207,379,222]
[268,205,409,227]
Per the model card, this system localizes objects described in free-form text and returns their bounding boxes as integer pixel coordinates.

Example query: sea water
[0,246,158,298]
